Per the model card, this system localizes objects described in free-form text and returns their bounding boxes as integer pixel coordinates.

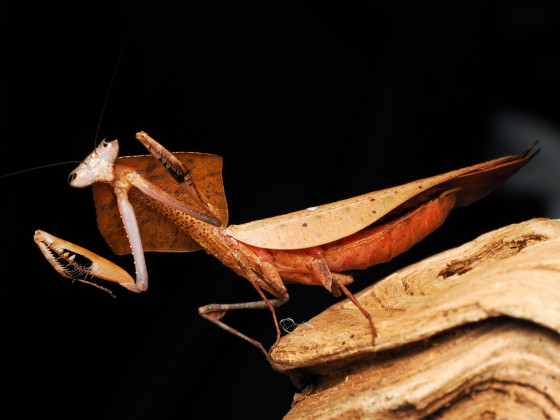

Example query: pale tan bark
[270,218,560,419]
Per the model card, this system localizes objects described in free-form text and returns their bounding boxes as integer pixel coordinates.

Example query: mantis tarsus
[34,131,536,356]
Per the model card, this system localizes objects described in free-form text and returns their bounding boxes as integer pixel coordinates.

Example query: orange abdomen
[324,192,457,271]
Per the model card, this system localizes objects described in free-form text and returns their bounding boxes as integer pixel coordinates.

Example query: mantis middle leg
[199,249,291,356]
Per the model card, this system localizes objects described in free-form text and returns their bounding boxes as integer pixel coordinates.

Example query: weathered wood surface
[269,218,560,419]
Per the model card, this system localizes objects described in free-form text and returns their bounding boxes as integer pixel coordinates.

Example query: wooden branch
[270,218,560,419]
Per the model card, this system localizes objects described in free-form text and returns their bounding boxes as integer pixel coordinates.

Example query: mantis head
[68,139,119,187]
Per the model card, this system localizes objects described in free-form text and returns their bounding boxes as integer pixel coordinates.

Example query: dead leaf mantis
[34,131,537,356]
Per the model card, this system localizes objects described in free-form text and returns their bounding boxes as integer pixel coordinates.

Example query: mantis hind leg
[332,273,377,344]
[198,291,289,357]
[312,257,377,344]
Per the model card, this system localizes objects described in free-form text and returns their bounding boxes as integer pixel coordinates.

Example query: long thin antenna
[94,25,134,146]
[0,161,81,179]
[1,27,135,180]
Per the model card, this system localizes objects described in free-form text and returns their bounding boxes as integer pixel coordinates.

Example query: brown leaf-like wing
[93,152,227,255]
[227,147,537,250]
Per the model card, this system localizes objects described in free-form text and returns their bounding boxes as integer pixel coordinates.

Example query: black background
[3,1,560,419]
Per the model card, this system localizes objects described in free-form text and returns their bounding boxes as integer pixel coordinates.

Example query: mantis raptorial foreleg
[114,186,148,292]
[124,169,220,226]
[34,230,139,295]
[111,165,218,292]
[135,131,221,226]
[35,133,217,294]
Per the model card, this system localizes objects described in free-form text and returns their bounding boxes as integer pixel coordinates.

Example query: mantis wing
[227,147,537,250]
[93,152,228,255]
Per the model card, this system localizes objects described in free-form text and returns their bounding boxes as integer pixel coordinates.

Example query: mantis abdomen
[245,191,456,288]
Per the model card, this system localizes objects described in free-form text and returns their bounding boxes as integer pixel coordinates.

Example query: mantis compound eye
[68,167,96,187]
[98,139,119,164]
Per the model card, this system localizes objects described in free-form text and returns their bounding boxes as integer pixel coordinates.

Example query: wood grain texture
[270,218,560,419]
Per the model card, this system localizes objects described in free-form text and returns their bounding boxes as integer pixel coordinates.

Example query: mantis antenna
[0,161,82,179]
[93,24,134,147]
[0,26,135,179]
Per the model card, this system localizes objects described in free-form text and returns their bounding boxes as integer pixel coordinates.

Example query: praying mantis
[34,131,536,356]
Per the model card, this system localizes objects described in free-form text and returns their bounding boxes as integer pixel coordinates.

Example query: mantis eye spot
[68,168,96,187]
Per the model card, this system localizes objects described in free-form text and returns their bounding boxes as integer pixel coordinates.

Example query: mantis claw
[34,230,139,294]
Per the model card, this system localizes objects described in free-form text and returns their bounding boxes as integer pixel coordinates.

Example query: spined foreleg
[135,131,221,226]
[34,230,142,295]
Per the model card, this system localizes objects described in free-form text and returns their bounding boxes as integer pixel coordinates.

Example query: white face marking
[306,206,318,211]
